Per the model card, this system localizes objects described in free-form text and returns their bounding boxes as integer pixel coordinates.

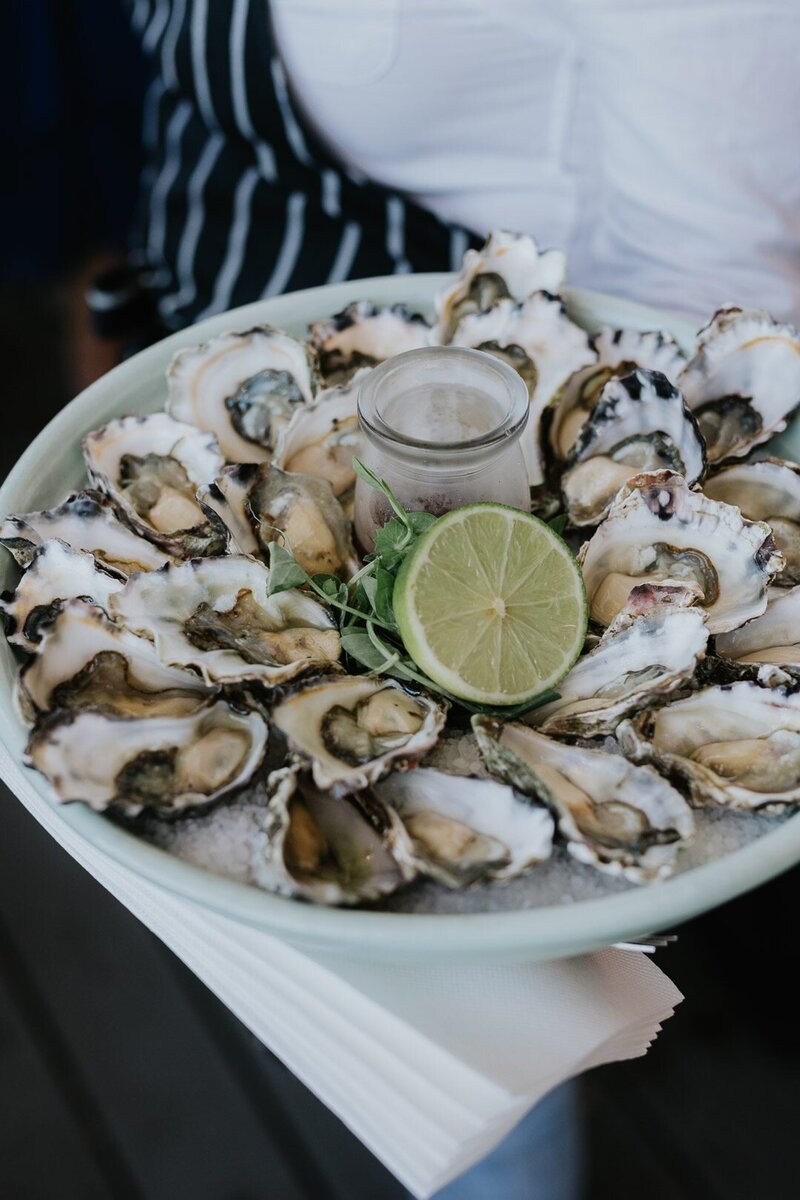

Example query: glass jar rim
[357,346,529,454]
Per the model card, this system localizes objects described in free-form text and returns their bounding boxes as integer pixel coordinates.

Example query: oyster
[561,370,706,526]
[27,699,267,816]
[548,328,687,460]
[252,766,415,905]
[18,600,211,720]
[0,490,170,573]
[270,676,447,796]
[530,591,708,736]
[473,716,694,881]
[83,413,226,558]
[435,230,567,343]
[678,307,800,463]
[274,373,365,499]
[199,464,357,579]
[374,767,554,887]
[714,586,800,678]
[619,681,800,811]
[578,471,783,632]
[167,326,317,462]
[309,303,431,384]
[704,458,800,585]
[0,540,125,652]
[450,293,596,485]
[110,557,340,685]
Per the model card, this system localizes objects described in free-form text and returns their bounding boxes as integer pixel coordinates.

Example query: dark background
[1,3,799,1197]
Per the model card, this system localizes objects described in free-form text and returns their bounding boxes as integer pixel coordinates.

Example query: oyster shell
[578,471,783,632]
[561,370,706,526]
[309,303,431,384]
[714,586,800,678]
[0,540,125,652]
[529,591,708,736]
[450,293,596,485]
[18,600,211,721]
[252,766,415,904]
[27,699,267,816]
[435,230,567,343]
[374,767,554,887]
[274,373,365,499]
[548,328,687,461]
[618,681,800,811]
[270,676,447,796]
[83,413,226,558]
[199,464,357,579]
[472,716,694,881]
[678,307,800,463]
[167,326,317,462]
[0,490,170,573]
[704,458,800,585]
[109,557,340,685]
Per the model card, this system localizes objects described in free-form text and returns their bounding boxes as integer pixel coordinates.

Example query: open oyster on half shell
[374,767,554,888]
[678,307,800,463]
[0,491,170,574]
[270,676,447,796]
[27,699,267,816]
[274,372,365,500]
[435,230,567,343]
[83,413,226,558]
[0,540,125,653]
[309,303,431,385]
[704,458,800,585]
[561,369,706,526]
[619,681,800,811]
[578,471,783,632]
[252,766,416,905]
[713,586,800,680]
[199,463,357,579]
[473,716,694,881]
[110,556,340,686]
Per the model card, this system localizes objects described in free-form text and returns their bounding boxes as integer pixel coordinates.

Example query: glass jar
[354,346,530,551]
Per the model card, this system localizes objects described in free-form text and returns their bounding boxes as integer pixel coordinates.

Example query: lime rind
[394,503,587,706]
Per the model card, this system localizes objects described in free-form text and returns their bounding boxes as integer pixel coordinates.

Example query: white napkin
[0,744,682,1199]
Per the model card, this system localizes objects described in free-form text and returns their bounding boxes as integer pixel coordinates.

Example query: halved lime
[393,503,587,706]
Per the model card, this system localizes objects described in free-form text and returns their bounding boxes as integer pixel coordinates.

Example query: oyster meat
[252,766,415,905]
[199,463,357,579]
[578,471,783,632]
[619,681,800,811]
[28,699,267,816]
[678,307,800,463]
[167,326,317,461]
[548,327,687,461]
[530,590,708,737]
[450,293,596,485]
[0,490,170,573]
[704,458,800,585]
[18,600,211,721]
[270,676,447,795]
[309,303,431,384]
[274,372,365,499]
[561,369,706,526]
[0,540,125,652]
[110,556,340,685]
[714,586,800,678]
[473,716,694,881]
[435,230,567,343]
[375,767,554,887]
[83,413,226,558]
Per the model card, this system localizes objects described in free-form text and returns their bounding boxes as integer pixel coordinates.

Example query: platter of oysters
[3,229,800,965]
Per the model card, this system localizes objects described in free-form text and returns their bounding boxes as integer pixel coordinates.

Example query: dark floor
[1,287,799,1199]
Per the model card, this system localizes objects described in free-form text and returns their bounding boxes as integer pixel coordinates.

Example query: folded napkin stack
[1,744,682,1199]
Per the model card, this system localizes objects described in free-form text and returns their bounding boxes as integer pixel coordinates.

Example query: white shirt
[271,0,800,324]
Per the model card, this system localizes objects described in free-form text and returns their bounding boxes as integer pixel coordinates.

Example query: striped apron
[125,0,481,333]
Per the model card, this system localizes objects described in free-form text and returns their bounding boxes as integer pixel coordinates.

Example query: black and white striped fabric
[126,0,480,332]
